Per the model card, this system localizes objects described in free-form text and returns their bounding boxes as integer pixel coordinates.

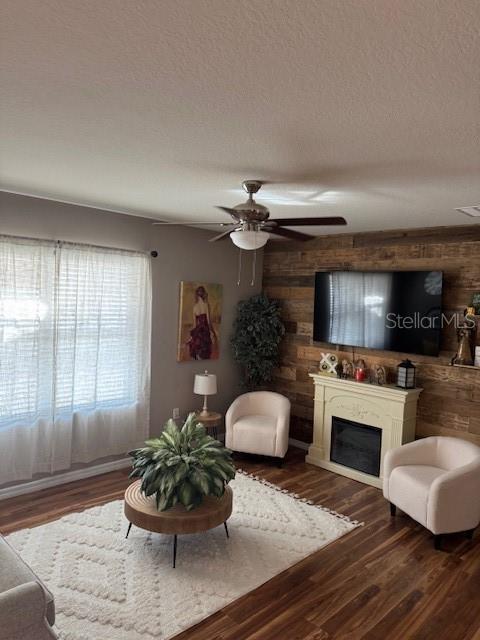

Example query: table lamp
[194,370,217,417]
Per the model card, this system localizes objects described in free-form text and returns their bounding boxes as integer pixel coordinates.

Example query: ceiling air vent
[455,205,480,217]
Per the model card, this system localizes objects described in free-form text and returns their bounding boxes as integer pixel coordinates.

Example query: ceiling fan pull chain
[237,248,243,286]
[251,248,257,286]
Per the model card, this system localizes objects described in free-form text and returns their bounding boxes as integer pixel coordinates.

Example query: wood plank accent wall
[262,224,480,446]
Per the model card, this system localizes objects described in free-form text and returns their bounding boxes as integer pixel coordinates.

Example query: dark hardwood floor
[1,447,479,640]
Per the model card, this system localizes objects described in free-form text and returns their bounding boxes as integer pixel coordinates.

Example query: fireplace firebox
[330,416,382,477]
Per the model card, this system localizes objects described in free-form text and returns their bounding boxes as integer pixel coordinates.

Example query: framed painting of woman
[177,282,222,362]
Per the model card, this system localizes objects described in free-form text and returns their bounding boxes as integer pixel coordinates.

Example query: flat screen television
[313,270,443,356]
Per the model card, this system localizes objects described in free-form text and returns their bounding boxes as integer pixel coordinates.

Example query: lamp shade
[230,230,269,250]
[194,371,217,396]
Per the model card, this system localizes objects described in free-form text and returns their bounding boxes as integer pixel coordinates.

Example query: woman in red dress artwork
[188,286,217,360]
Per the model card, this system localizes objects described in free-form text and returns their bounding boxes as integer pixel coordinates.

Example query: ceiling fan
[153,180,347,250]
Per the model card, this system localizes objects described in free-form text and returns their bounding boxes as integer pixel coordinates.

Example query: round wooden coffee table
[124,480,233,567]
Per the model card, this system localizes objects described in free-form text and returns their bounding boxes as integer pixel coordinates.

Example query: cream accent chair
[225,392,291,461]
[383,436,480,549]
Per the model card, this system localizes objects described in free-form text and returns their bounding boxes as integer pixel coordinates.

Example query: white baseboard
[0,458,132,501]
[289,437,310,451]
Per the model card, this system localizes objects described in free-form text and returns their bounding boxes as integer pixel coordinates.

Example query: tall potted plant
[231,293,285,389]
[129,413,235,511]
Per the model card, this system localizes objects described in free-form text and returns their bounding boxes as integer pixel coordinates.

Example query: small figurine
[375,365,387,386]
[341,359,354,379]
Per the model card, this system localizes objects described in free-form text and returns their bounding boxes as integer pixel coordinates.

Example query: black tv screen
[313,270,443,356]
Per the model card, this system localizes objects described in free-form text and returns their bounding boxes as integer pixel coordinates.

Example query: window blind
[0,238,56,427]
[54,245,148,416]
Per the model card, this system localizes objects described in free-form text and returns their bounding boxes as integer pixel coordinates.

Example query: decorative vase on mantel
[453,326,475,366]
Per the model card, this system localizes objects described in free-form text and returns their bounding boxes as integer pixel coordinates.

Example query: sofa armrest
[383,437,438,499]
[427,459,480,534]
[0,582,58,640]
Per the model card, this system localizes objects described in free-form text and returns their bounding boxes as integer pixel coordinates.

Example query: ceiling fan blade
[216,206,241,222]
[209,228,238,242]
[267,227,314,241]
[268,216,347,227]
[152,221,229,226]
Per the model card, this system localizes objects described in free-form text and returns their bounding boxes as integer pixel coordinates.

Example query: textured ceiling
[1,0,479,234]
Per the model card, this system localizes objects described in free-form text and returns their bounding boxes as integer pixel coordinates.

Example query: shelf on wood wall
[451,363,480,371]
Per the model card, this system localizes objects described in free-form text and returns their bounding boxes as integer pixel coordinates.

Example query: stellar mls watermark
[385,312,475,330]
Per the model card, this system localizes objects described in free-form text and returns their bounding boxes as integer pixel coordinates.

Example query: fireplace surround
[306,374,422,488]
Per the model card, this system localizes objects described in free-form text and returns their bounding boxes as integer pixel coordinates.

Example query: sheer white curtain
[328,271,392,348]
[0,236,151,485]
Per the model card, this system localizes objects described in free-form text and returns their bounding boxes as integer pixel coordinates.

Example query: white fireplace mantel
[306,374,422,488]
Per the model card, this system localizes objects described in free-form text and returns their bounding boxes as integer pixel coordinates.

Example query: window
[0,235,151,484]
[54,246,149,416]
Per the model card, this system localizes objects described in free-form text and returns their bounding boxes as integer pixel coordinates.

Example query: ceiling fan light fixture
[229,229,269,250]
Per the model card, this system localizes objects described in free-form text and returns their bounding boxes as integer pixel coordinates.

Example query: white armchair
[383,436,480,548]
[225,392,291,460]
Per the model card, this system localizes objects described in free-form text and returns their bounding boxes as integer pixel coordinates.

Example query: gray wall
[0,191,263,437]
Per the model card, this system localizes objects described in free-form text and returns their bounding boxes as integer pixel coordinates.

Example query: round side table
[194,411,223,440]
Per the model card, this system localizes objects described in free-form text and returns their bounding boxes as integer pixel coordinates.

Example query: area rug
[7,471,360,640]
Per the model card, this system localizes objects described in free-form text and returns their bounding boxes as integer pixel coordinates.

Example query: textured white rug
[7,471,360,640]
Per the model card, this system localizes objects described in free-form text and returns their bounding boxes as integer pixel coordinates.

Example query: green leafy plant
[231,293,285,389]
[129,413,235,511]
